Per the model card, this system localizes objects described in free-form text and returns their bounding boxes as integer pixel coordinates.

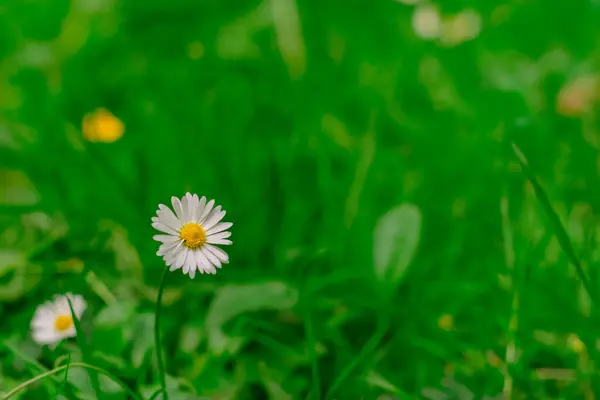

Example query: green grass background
[2,0,600,398]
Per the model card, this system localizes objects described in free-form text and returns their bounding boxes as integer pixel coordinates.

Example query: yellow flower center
[54,315,74,331]
[179,222,206,249]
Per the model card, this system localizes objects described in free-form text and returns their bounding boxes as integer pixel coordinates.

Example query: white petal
[206,222,232,236]
[153,235,179,244]
[195,196,207,223]
[204,244,229,264]
[207,238,232,245]
[156,211,179,231]
[67,294,87,318]
[157,241,179,256]
[189,194,199,221]
[202,247,221,269]
[157,205,182,230]
[203,207,225,230]
[183,193,193,222]
[198,199,215,224]
[185,252,196,278]
[31,304,54,326]
[61,326,77,338]
[165,246,184,268]
[32,329,62,345]
[188,193,198,221]
[207,231,231,240]
[171,196,184,220]
[152,222,178,236]
[52,295,70,314]
[188,258,197,278]
[176,249,188,269]
[193,249,209,273]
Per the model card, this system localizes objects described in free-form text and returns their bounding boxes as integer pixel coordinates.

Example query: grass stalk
[155,266,170,400]
[500,196,518,399]
[511,143,597,305]
[3,362,142,400]
[67,297,102,397]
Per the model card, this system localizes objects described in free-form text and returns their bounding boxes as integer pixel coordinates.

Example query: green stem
[148,388,163,400]
[500,196,518,399]
[67,298,102,398]
[304,298,320,400]
[3,362,142,400]
[155,266,169,400]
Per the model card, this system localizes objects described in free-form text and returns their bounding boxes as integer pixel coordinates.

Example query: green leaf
[205,282,298,356]
[0,251,42,301]
[0,169,39,207]
[0,250,26,275]
[179,325,203,355]
[131,313,155,369]
[94,301,136,328]
[373,203,422,287]
[364,370,401,395]
[4,339,56,396]
[258,361,293,400]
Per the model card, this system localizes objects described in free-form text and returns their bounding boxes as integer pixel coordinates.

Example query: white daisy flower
[30,293,87,346]
[152,192,232,278]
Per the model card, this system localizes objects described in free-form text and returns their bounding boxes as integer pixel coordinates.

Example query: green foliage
[2,0,600,398]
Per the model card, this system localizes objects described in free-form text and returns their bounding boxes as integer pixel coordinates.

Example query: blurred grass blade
[154,266,170,400]
[302,293,320,400]
[268,0,306,79]
[325,314,390,400]
[3,340,61,397]
[500,196,518,399]
[511,142,596,305]
[148,388,162,400]
[67,297,102,397]
[3,362,142,400]
[60,353,72,395]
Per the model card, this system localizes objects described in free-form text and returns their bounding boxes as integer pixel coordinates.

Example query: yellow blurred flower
[82,108,124,143]
[438,314,454,331]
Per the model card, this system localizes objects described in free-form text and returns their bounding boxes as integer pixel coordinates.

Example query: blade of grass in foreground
[500,196,518,399]
[511,143,597,305]
[67,298,102,397]
[3,362,142,400]
[3,340,65,397]
[154,266,170,400]
[325,313,390,400]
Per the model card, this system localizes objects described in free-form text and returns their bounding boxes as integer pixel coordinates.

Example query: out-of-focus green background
[2,0,600,398]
